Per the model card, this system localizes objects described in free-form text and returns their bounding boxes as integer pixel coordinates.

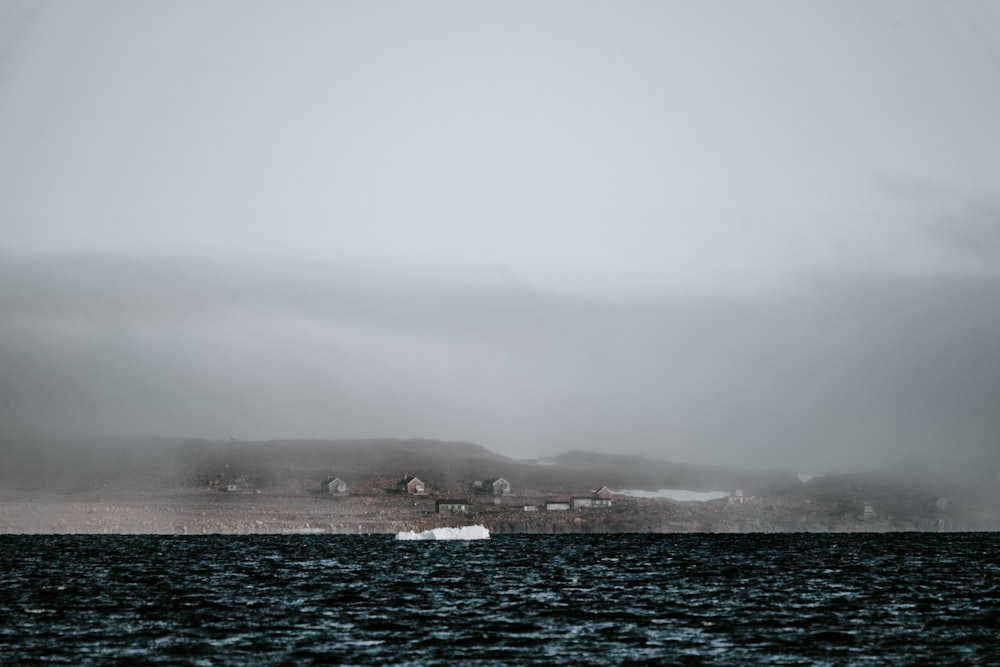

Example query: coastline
[3,436,997,535]
[3,487,994,535]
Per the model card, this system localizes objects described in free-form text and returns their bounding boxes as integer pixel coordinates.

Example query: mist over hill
[2,434,996,497]
[0,434,796,496]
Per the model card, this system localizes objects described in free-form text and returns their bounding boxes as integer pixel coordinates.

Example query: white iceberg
[395,525,491,541]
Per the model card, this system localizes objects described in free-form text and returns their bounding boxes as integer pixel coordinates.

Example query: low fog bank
[1,253,999,474]
[0,434,797,497]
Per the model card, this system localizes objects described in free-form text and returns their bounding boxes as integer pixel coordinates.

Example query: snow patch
[615,489,729,502]
[395,525,491,541]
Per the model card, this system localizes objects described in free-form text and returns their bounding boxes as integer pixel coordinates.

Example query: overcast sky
[2,1,999,472]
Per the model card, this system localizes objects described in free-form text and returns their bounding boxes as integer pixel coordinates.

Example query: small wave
[395,525,490,541]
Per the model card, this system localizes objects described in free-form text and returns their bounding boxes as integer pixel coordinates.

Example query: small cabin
[480,477,512,495]
[322,477,347,495]
[397,474,426,495]
[580,487,613,508]
[436,499,470,514]
[728,490,753,505]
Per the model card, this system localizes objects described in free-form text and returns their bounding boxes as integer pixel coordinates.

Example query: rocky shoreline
[3,486,996,535]
[2,436,998,534]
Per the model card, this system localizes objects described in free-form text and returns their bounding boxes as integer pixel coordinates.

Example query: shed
[728,490,752,505]
[322,477,348,494]
[545,501,570,511]
[436,499,470,514]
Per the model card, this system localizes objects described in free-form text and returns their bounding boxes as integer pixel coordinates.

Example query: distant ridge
[0,434,791,495]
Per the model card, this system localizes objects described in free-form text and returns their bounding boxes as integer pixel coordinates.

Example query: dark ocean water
[1,533,998,666]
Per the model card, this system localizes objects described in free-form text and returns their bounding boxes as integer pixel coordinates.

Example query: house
[575,487,614,508]
[523,505,537,512]
[436,499,470,514]
[594,486,613,500]
[397,474,426,495]
[224,483,238,493]
[545,501,570,511]
[863,503,876,520]
[479,477,511,495]
[321,477,347,494]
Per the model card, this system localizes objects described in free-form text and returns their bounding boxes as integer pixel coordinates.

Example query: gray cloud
[2,254,997,473]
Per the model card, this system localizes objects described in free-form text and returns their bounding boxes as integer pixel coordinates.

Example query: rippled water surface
[2,533,999,665]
